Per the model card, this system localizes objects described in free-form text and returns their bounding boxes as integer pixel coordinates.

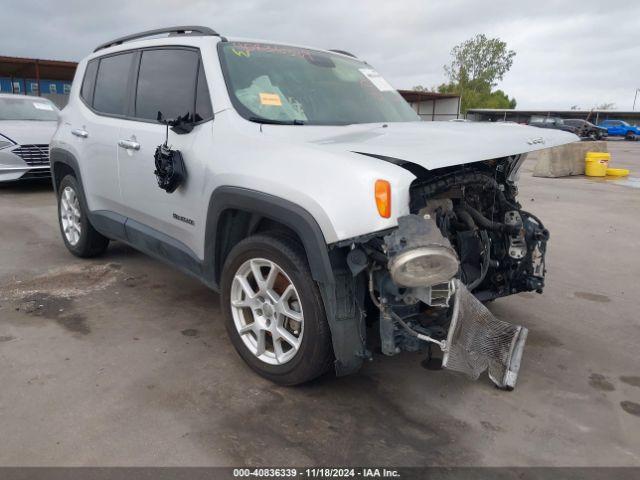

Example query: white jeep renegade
[51,26,577,387]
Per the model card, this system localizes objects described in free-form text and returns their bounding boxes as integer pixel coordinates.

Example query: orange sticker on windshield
[259,93,282,106]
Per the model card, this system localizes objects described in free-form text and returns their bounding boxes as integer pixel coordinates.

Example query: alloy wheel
[230,258,304,365]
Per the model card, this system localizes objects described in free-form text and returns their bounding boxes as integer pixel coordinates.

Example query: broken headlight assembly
[386,216,459,288]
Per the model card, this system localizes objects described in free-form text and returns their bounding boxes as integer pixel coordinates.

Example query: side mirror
[156,111,194,135]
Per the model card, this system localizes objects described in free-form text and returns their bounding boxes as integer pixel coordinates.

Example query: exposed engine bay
[348,156,548,389]
[408,156,549,302]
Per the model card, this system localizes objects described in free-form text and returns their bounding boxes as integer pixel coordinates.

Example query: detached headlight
[385,215,460,288]
[389,246,459,287]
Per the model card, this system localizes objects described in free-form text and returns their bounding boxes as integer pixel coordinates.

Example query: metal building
[466,108,640,125]
[0,56,77,108]
[398,90,461,121]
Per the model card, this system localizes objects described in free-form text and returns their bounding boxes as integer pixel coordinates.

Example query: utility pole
[634,88,640,110]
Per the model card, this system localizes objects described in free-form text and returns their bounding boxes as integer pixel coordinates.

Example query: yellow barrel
[585,152,610,177]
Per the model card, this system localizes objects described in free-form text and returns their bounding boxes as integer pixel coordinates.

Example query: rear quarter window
[195,61,213,121]
[80,59,99,105]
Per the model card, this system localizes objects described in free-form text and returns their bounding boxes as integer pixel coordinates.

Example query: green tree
[444,34,516,87]
[412,85,437,93]
[438,34,517,113]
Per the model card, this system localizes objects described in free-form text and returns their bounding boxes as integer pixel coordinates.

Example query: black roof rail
[94,26,221,52]
[329,49,357,58]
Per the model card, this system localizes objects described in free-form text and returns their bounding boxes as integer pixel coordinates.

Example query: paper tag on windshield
[259,93,282,106]
[359,68,394,91]
[33,102,54,111]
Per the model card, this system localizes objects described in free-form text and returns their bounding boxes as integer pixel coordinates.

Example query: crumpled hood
[0,120,57,145]
[267,121,579,170]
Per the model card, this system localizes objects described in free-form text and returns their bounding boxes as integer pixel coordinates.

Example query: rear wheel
[57,175,109,257]
[221,233,333,385]
[625,131,635,141]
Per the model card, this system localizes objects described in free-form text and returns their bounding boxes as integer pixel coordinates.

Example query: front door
[117,47,214,259]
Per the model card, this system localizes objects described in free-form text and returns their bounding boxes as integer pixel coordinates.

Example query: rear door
[77,52,137,213]
[116,47,214,258]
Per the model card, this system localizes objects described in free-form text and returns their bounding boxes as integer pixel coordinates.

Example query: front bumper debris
[442,280,528,390]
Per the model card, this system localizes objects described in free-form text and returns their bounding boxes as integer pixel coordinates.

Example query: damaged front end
[343,156,548,389]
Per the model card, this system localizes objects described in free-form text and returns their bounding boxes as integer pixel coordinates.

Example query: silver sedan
[0,94,59,182]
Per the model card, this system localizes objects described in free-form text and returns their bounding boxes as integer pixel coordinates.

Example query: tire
[57,174,109,257]
[625,131,635,141]
[221,233,333,385]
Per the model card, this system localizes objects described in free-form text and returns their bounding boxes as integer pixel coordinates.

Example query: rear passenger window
[93,53,135,115]
[80,59,99,104]
[135,49,199,121]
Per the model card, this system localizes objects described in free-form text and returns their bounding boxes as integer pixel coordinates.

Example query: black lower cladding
[89,211,204,282]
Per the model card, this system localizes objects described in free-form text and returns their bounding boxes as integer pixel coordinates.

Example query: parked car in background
[0,94,59,182]
[598,120,639,140]
[563,119,608,140]
[528,116,579,135]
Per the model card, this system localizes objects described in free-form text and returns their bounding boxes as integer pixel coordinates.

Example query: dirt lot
[0,141,639,467]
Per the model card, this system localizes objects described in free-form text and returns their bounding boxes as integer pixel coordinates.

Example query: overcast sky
[3,0,639,110]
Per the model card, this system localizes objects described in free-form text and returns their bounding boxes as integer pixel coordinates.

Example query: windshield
[219,42,420,125]
[0,97,59,121]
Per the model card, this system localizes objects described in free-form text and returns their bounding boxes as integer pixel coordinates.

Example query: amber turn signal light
[375,180,391,218]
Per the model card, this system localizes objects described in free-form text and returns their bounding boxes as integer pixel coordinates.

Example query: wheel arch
[204,186,366,377]
[204,186,335,288]
[50,147,83,195]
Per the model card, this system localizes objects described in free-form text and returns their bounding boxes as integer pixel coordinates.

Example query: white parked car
[50,27,578,388]
[0,94,59,182]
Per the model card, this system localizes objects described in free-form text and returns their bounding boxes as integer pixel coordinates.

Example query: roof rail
[329,49,357,58]
[94,26,221,52]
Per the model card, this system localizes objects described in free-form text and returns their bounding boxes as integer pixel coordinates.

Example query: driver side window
[134,48,212,123]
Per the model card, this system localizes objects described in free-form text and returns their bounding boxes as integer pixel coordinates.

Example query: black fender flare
[204,186,365,376]
[50,147,83,195]
[203,186,334,287]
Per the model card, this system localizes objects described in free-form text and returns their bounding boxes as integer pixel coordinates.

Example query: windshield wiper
[248,116,305,125]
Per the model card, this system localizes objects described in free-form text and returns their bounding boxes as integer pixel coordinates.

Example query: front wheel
[221,233,333,385]
[625,131,635,141]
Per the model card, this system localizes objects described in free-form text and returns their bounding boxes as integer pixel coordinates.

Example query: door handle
[71,129,88,138]
[118,139,140,151]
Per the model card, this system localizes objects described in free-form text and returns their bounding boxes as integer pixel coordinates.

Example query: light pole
[634,88,640,110]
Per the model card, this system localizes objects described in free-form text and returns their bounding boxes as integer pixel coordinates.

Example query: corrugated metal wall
[0,77,72,106]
